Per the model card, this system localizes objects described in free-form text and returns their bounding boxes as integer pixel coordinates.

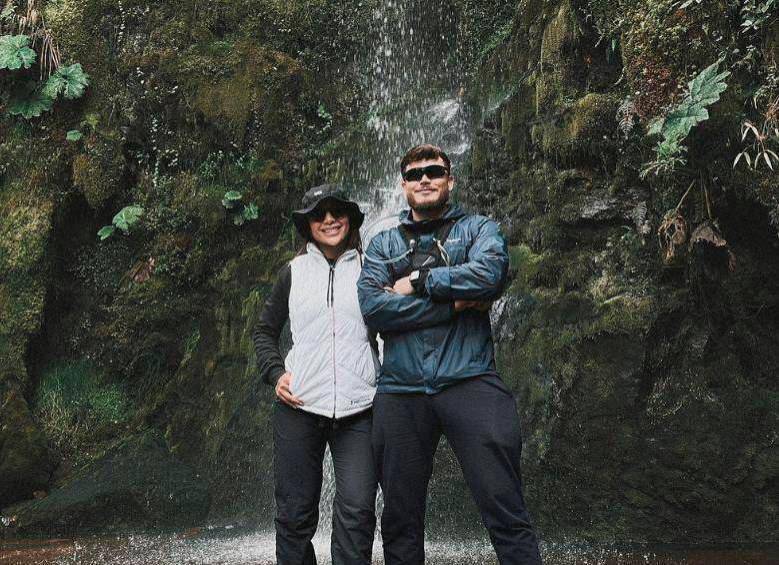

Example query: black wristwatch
[409,269,429,295]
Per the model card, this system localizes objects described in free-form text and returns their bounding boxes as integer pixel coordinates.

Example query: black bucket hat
[291,184,365,238]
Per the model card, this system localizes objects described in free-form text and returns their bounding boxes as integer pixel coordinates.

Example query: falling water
[340,0,472,240]
[314,0,474,553]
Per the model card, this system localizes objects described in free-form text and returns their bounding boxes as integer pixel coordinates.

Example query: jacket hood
[398,204,466,229]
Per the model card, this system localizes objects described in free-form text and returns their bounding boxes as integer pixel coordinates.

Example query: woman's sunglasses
[309,204,349,222]
[402,164,449,182]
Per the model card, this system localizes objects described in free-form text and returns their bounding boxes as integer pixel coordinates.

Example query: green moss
[0,193,53,271]
[178,40,304,145]
[534,93,619,165]
[508,244,543,293]
[525,215,564,252]
[536,0,581,114]
[592,294,656,337]
[0,191,52,384]
[34,360,133,465]
[500,84,537,162]
[621,0,730,120]
[72,137,125,209]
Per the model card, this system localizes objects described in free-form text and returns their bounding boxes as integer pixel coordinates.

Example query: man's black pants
[273,403,377,565]
[373,375,542,565]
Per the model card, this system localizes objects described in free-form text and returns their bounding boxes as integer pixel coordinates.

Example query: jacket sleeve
[424,217,509,302]
[252,264,291,386]
[358,234,454,333]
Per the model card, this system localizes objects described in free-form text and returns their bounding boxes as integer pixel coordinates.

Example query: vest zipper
[329,263,336,418]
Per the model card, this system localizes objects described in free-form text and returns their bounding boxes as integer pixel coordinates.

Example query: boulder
[2,432,209,535]
[0,380,57,507]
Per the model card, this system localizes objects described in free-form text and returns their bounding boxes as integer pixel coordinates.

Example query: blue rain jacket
[357,204,509,394]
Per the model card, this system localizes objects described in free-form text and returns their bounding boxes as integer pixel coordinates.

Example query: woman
[252,184,379,565]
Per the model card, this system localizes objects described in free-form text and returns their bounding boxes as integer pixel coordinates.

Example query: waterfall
[312,0,475,557]
[344,0,473,241]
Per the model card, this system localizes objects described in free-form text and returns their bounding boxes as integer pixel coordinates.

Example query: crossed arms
[357,217,509,333]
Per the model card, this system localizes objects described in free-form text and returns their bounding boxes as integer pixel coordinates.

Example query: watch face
[410,271,419,281]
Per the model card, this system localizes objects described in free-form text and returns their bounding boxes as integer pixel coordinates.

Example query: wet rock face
[0,381,58,508]
[1,0,372,517]
[461,0,779,544]
[4,432,209,535]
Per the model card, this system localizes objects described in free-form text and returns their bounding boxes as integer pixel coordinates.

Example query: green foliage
[0,34,35,70]
[42,63,90,100]
[66,129,83,142]
[97,205,145,240]
[221,190,243,207]
[34,360,132,463]
[317,102,333,132]
[478,21,512,61]
[6,81,53,118]
[97,225,116,240]
[740,0,776,32]
[641,59,730,177]
[1,33,88,120]
[113,205,144,234]
[221,190,259,225]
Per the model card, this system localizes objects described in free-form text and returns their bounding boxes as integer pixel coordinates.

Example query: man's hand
[391,276,414,296]
[454,300,493,312]
[275,371,304,408]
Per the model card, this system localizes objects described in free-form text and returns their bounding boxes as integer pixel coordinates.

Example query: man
[357,144,542,564]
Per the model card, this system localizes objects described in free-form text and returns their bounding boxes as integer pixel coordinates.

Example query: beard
[407,189,449,212]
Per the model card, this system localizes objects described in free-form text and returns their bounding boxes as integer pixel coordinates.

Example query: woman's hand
[275,371,304,408]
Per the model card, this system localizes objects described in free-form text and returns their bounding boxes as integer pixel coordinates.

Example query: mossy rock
[533,93,619,165]
[0,381,58,507]
[71,136,126,209]
[0,193,53,272]
[179,41,305,147]
[500,83,537,162]
[5,431,209,535]
[0,193,53,385]
[536,0,582,114]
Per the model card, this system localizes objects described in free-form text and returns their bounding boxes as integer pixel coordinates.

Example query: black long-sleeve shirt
[251,264,291,386]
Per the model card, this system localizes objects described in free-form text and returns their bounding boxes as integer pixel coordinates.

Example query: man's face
[401,157,454,212]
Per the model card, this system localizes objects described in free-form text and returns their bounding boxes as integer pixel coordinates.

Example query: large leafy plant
[641,59,730,178]
[1,2,89,118]
[98,205,145,240]
[221,190,259,226]
[42,63,89,99]
[0,34,35,69]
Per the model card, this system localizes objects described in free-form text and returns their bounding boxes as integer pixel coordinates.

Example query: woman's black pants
[273,403,377,565]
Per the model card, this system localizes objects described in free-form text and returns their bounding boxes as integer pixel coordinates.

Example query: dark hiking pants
[273,402,378,565]
[373,375,542,565]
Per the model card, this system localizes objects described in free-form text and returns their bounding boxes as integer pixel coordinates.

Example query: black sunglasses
[402,164,449,182]
[309,204,349,222]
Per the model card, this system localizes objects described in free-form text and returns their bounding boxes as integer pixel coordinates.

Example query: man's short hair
[400,144,452,174]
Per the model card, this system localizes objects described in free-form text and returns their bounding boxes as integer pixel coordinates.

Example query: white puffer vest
[285,243,379,418]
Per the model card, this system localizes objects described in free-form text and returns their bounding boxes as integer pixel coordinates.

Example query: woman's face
[307,202,351,259]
